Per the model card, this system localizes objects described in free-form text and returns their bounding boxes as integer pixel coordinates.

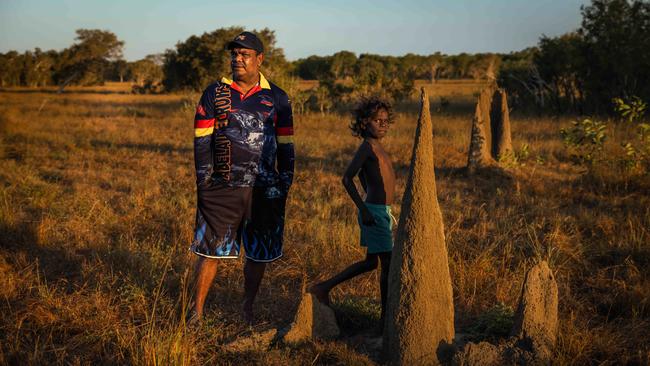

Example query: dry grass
[0,83,648,365]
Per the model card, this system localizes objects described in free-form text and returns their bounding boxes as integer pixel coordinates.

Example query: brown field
[1,83,648,365]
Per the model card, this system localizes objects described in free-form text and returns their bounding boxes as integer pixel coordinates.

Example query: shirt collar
[221,73,270,90]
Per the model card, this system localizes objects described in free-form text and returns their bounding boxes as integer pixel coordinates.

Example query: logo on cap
[236,35,246,41]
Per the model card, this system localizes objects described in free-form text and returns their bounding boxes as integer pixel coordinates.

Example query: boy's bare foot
[309,283,330,305]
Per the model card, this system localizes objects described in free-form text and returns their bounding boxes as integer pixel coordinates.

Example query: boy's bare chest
[367,145,395,178]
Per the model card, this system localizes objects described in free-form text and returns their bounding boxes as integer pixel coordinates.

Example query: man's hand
[265,186,284,199]
[360,207,376,226]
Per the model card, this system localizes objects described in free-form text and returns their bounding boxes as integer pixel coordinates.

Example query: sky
[0,0,589,61]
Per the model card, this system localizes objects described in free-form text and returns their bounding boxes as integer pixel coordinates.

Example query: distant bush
[560,96,649,177]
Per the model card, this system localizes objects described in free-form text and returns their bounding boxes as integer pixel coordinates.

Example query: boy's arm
[194,86,216,188]
[275,91,295,197]
[342,141,376,226]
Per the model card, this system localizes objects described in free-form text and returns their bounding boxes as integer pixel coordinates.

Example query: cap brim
[227,40,253,50]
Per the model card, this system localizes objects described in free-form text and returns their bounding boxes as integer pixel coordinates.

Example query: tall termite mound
[467,84,513,172]
[383,88,454,365]
[490,88,513,160]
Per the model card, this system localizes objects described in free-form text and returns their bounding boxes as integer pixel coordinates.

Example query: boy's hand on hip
[361,208,377,226]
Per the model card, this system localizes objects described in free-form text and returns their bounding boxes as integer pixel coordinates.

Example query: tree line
[499,0,649,114]
[1,0,648,114]
[0,29,162,93]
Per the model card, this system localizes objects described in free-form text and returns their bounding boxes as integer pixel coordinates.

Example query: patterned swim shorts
[190,184,252,258]
[241,186,287,262]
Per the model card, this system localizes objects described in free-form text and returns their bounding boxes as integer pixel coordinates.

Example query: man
[189,31,295,324]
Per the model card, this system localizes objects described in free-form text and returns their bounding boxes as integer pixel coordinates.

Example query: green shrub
[466,303,514,342]
[613,96,647,124]
[560,118,608,165]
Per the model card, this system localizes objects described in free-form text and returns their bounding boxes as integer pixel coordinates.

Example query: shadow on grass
[0,219,83,290]
[0,211,184,297]
[0,88,131,95]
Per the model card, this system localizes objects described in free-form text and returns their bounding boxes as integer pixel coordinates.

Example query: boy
[310,97,396,328]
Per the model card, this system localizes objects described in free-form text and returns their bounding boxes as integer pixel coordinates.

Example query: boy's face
[364,108,390,139]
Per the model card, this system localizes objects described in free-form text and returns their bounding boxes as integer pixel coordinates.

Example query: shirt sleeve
[194,85,216,187]
[275,91,295,196]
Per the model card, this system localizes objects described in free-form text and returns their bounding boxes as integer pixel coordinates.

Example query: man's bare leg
[243,259,266,324]
[310,253,379,305]
[192,257,218,320]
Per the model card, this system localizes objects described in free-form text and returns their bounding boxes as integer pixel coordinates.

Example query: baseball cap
[227,31,264,54]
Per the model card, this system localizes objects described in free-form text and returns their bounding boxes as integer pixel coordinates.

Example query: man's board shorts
[190,185,252,258]
[241,186,287,262]
[358,203,395,254]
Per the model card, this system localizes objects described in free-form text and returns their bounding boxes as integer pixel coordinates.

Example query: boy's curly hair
[349,97,395,138]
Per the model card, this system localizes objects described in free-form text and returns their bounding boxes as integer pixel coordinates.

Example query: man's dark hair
[350,97,394,138]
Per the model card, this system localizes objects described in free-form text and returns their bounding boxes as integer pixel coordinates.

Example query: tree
[314,85,332,114]
[329,51,357,80]
[497,48,546,111]
[517,0,650,114]
[129,55,163,93]
[579,0,650,111]
[107,60,129,82]
[534,33,586,113]
[163,27,288,91]
[293,55,332,80]
[130,55,163,86]
[57,29,125,88]
[0,51,23,86]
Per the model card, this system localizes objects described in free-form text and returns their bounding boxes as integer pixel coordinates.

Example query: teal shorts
[358,203,394,254]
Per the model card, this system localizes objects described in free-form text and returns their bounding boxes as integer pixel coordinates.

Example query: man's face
[230,47,263,81]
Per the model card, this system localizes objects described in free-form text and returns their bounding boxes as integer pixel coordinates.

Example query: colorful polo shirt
[193,73,294,190]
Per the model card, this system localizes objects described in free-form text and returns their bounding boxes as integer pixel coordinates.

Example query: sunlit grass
[0,84,648,364]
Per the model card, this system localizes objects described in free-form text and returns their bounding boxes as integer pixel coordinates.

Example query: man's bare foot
[309,283,330,305]
[186,309,202,329]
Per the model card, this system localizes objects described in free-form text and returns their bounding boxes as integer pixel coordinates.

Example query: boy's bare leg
[243,259,266,324]
[378,252,391,328]
[310,253,379,305]
[192,257,218,319]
